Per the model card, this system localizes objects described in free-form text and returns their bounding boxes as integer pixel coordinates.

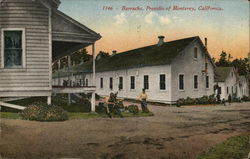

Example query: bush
[208,94,217,104]
[242,96,250,101]
[176,95,220,106]
[176,98,185,106]
[20,102,68,121]
[126,105,139,114]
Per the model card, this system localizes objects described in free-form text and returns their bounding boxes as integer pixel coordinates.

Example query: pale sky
[59,0,249,59]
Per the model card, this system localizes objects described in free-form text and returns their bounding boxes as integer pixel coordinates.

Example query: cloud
[159,15,171,25]
[144,12,158,24]
[144,12,172,25]
[114,13,127,25]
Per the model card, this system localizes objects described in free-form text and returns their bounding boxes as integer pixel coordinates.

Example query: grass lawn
[0,112,21,119]
[197,133,250,159]
[0,111,154,120]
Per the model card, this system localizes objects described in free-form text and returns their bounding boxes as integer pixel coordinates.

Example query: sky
[59,0,249,59]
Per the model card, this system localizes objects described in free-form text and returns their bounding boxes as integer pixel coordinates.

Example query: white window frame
[206,75,210,89]
[130,76,135,90]
[178,73,185,91]
[1,28,26,69]
[194,47,198,60]
[159,74,166,90]
[100,77,103,89]
[143,75,149,90]
[193,74,198,90]
[118,76,123,90]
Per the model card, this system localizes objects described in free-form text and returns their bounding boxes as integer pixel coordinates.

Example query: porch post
[68,56,71,105]
[91,43,96,112]
[58,59,61,85]
[47,96,51,105]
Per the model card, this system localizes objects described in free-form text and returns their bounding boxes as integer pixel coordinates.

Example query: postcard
[0,0,249,159]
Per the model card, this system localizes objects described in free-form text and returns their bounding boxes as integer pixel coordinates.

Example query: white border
[1,28,26,69]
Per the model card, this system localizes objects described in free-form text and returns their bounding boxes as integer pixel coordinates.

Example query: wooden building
[0,0,101,111]
[53,36,215,103]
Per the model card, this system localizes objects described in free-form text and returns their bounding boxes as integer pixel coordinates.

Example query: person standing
[138,89,149,113]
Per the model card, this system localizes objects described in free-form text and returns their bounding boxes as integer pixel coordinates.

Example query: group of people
[104,89,150,118]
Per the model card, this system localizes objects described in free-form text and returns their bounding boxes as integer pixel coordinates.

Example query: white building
[53,36,215,103]
[237,76,249,98]
[214,67,238,100]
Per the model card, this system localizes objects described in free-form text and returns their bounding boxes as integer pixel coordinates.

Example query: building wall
[91,65,172,103]
[218,68,237,100]
[0,0,51,97]
[237,77,249,98]
[171,40,215,101]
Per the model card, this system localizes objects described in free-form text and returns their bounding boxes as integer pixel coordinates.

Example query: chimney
[157,36,165,46]
[205,37,207,49]
[112,50,117,56]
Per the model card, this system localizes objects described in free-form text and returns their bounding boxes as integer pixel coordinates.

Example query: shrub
[176,98,185,106]
[208,94,217,104]
[20,102,68,121]
[185,97,195,105]
[127,105,139,114]
[242,96,250,101]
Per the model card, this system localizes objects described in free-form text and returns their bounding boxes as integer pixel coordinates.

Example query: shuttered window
[109,77,113,90]
[144,75,149,90]
[100,78,103,88]
[160,74,166,90]
[119,77,123,90]
[2,29,25,68]
[194,75,198,89]
[179,74,184,90]
[130,76,135,89]
[194,47,198,59]
[206,75,209,88]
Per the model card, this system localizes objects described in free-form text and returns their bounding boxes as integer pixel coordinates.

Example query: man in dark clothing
[105,92,123,118]
[228,94,232,105]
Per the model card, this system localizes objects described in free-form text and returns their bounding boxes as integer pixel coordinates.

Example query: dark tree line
[214,51,250,76]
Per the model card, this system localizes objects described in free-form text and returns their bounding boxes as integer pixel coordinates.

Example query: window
[218,87,221,94]
[109,77,113,90]
[119,77,123,90]
[194,75,198,89]
[1,29,25,68]
[160,74,166,90]
[179,74,184,90]
[227,87,229,94]
[206,75,209,88]
[100,78,103,89]
[194,47,198,59]
[205,62,208,70]
[144,75,149,90]
[130,76,135,89]
[85,79,88,87]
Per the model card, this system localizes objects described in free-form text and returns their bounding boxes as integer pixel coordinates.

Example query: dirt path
[1,102,250,159]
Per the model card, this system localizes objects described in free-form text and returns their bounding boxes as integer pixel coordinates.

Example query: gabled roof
[54,36,207,77]
[214,67,234,82]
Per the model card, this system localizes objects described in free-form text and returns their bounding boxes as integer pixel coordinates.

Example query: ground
[1,102,249,159]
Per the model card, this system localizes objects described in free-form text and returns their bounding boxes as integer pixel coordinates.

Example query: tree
[216,51,230,67]
[52,48,92,72]
[96,51,110,60]
[70,48,92,65]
